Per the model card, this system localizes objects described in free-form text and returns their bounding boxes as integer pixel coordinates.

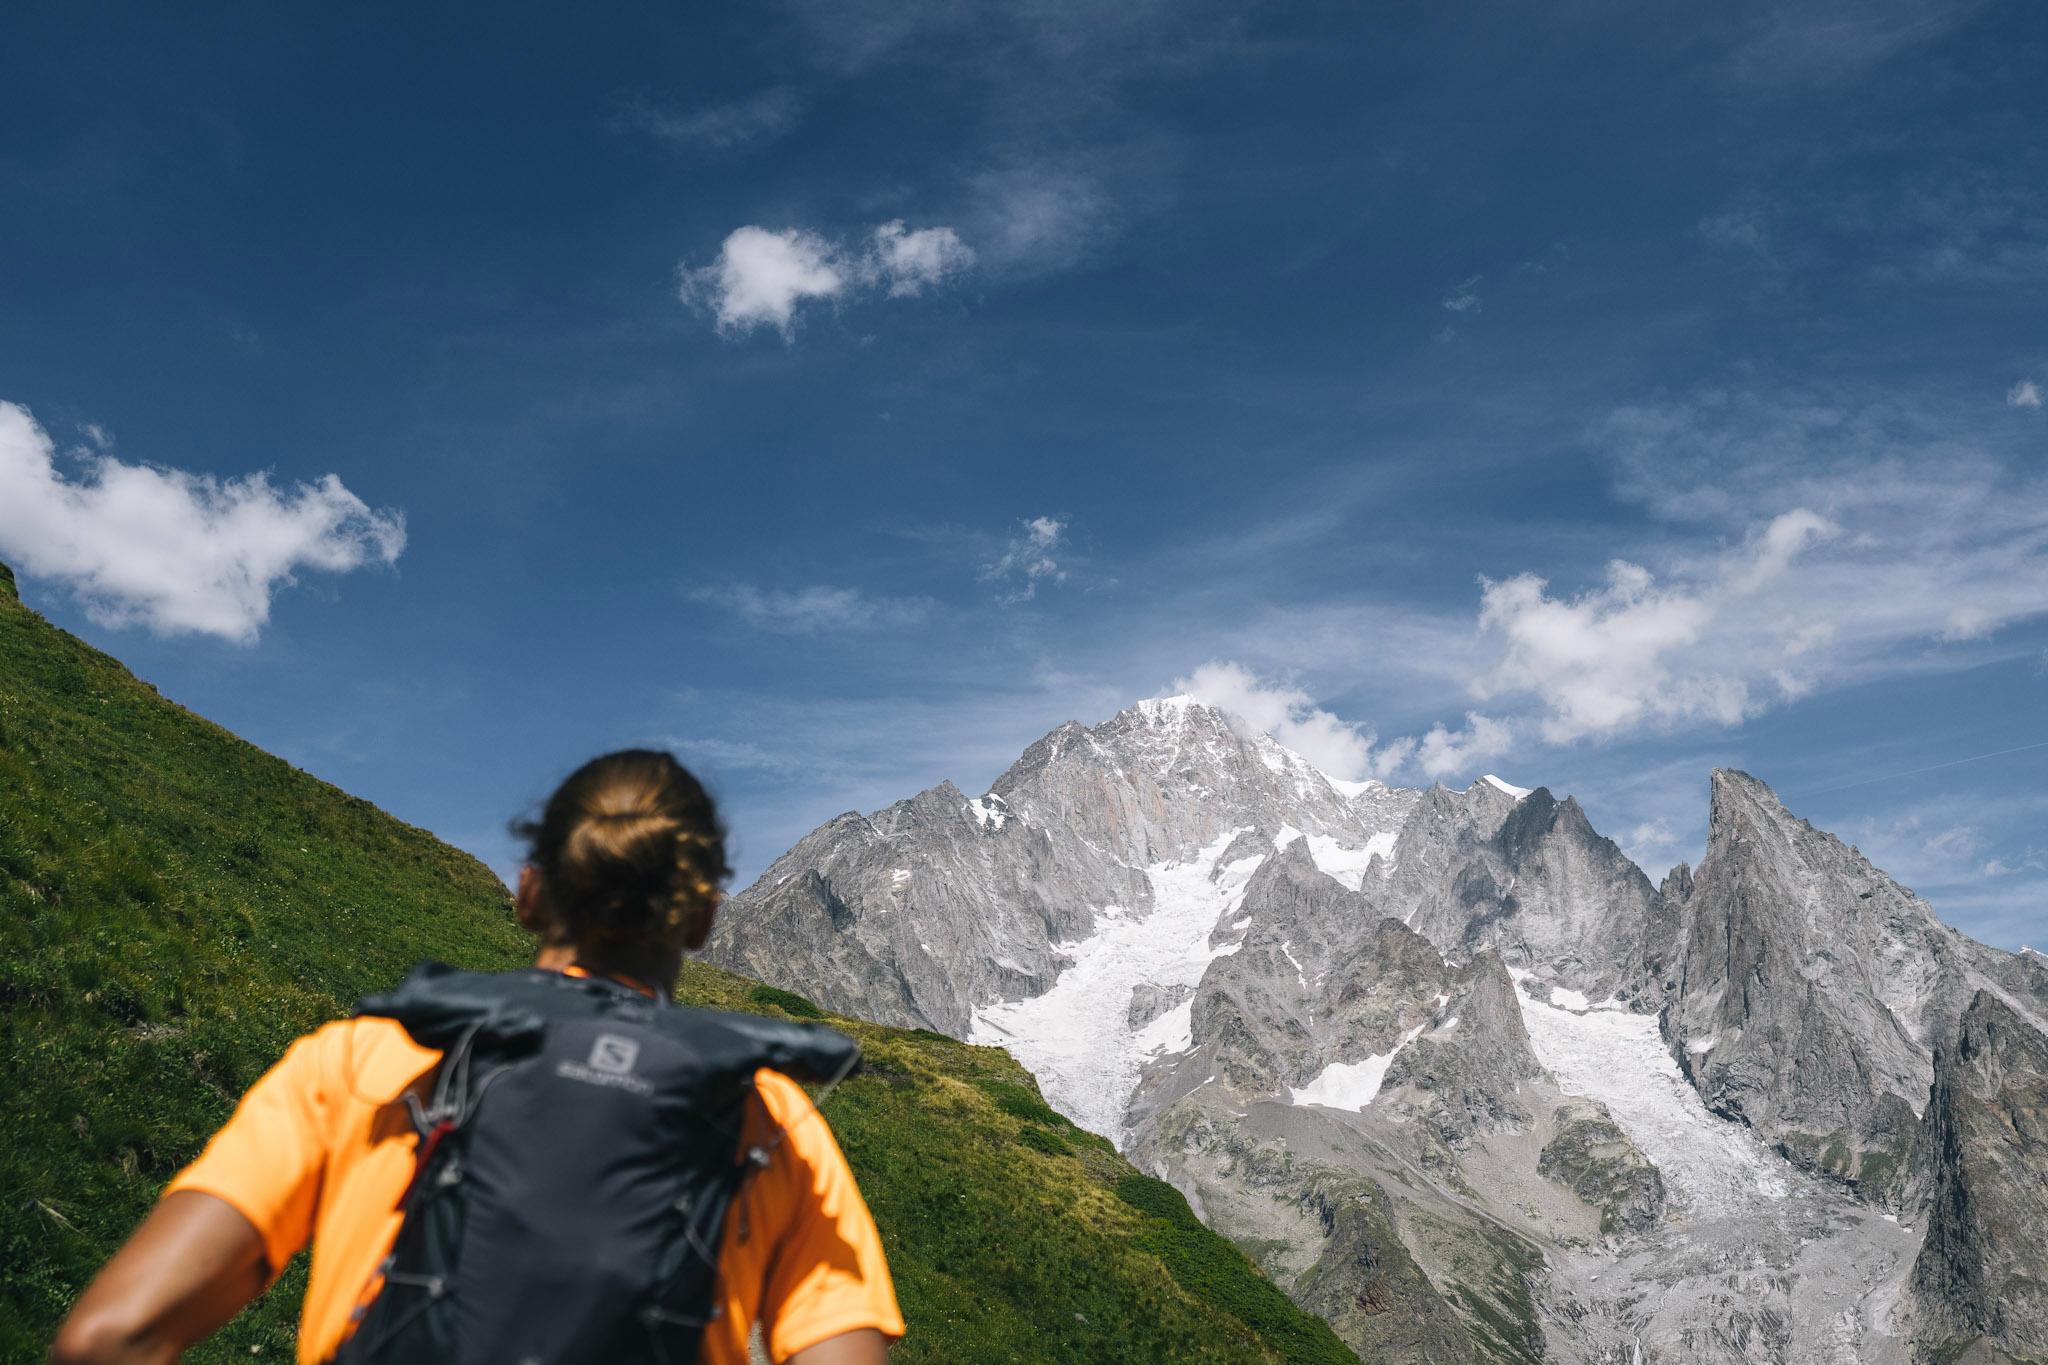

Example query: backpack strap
[353,961,548,1052]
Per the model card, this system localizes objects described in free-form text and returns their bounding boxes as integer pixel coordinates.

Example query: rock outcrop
[1910,990,2048,1362]
[1664,769,1965,1198]
[1401,788,1665,1003]
[1537,1102,1667,1237]
[1179,839,1451,1095]
[1380,951,1546,1146]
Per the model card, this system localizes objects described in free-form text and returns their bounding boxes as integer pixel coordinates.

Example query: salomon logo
[556,1032,653,1095]
[589,1034,639,1075]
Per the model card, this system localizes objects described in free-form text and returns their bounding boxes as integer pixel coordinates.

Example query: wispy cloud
[1699,205,1770,254]
[678,221,975,336]
[1434,273,1484,341]
[1882,163,2048,287]
[2009,379,2044,410]
[689,582,933,634]
[967,164,1117,274]
[659,735,805,775]
[1441,274,1483,314]
[1622,818,1681,870]
[774,0,1232,277]
[0,400,404,643]
[614,87,802,153]
[1725,0,1986,88]
[1842,787,2048,950]
[981,515,1067,602]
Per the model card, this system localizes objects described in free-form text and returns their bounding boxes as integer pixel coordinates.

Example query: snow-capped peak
[1133,694,1208,724]
[1324,773,1386,799]
[1479,774,1533,799]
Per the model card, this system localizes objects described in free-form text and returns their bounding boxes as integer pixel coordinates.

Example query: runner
[53,750,902,1365]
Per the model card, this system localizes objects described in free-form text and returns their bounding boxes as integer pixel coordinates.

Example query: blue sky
[3,1,2044,948]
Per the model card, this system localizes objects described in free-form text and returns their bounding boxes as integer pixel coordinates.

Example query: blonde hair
[514,750,730,954]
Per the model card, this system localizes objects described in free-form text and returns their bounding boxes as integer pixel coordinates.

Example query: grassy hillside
[0,567,1356,1365]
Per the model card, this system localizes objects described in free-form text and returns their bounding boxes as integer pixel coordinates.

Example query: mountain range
[710,695,2048,1364]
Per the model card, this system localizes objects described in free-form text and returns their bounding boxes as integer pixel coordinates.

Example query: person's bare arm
[50,1191,270,1365]
[786,1327,890,1364]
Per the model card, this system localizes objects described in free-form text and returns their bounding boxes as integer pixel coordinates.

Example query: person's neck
[532,941,677,998]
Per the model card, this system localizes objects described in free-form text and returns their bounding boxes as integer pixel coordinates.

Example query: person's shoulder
[752,1068,822,1126]
[298,1013,421,1055]
[752,1068,850,1157]
[294,1015,438,1100]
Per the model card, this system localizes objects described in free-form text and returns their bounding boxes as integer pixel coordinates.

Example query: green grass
[1111,1177,1357,1365]
[0,570,1356,1364]
[747,982,825,1018]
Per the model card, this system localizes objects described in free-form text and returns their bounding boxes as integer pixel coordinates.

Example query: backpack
[329,962,860,1365]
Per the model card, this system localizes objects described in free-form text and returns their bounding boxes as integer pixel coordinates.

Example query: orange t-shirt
[165,993,903,1364]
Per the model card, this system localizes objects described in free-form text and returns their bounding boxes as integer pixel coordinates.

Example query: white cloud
[679,226,848,336]
[679,220,975,336]
[616,87,802,152]
[1441,275,1483,314]
[868,220,976,296]
[1489,520,1851,737]
[1172,660,1410,782]
[1474,561,1731,743]
[981,515,1067,602]
[1466,497,1982,744]
[690,582,932,634]
[0,401,404,643]
[2009,379,2044,409]
[1414,711,1517,778]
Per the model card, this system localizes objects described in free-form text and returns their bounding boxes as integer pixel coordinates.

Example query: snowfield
[969,830,1264,1140]
[1289,1023,1426,1111]
[1276,825,1397,890]
[1510,971,1788,1212]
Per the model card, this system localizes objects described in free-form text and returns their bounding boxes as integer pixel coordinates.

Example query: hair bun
[513,751,729,954]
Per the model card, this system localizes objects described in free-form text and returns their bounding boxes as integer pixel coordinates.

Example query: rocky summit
[707,697,2048,1364]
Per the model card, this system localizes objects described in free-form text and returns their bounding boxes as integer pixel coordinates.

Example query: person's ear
[514,864,549,934]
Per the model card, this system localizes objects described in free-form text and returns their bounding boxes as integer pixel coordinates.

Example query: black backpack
[329,962,860,1365]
